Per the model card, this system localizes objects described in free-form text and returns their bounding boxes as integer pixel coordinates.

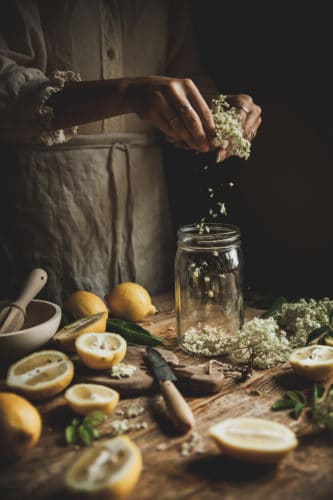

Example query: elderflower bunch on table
[274,298,333,347]
[211,94,251,160]
[221,317,291,378]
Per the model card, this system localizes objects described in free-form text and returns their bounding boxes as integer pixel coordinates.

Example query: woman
[0,0,261,305]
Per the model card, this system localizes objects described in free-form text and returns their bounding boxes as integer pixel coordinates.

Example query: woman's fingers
[166,80,211,152]
[228,94,262,141]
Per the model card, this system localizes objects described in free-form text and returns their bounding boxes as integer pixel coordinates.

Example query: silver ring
[238,104,250,115]
[179,105,192,113]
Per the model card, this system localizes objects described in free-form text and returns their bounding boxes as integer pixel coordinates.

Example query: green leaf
[286,390,305,404]
[262,297,287,318]
[306,326,331,345]
[91,428,101,439]
[313,384,325,404]
[293,402,305,419]
[65,425,78,445]
[107,318,164,346]
[83,411,107,427]
[78,424,93,446]
[271,399,296,411]
[71,418,81,427]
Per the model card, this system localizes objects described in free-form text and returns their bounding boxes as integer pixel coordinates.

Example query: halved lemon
[289,345,333,381]
[65,436,143,499]
[6,350,74,400]
[65,383,120,416]
[209,417,298,464]
[54,312,106,352]
[324,335,333,347]
[75,332,127,370]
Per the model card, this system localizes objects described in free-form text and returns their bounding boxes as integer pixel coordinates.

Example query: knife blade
[145,346,195,433]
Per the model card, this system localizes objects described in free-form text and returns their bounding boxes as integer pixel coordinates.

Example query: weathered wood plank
[1,293,333,500]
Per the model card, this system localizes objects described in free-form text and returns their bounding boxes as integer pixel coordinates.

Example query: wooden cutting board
[73,346,225,396]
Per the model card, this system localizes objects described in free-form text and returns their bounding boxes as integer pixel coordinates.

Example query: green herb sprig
[107,317,164,346]
[65,411,107,446]
[272,383,333,435]
[312,383,333,434]
[306,310,333,345]
[272,390,306,419]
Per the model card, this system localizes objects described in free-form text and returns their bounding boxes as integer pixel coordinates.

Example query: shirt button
[107,47,116,60]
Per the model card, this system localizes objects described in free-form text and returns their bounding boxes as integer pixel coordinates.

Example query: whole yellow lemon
[106,282,157,322]
[0,392,42,461]
[65,290,108,332]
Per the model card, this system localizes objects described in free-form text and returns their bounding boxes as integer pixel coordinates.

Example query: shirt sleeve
[0,1,80,146]
[165,0,217,105]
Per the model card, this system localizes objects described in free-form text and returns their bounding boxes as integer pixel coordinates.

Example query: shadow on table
[187,454,278,483]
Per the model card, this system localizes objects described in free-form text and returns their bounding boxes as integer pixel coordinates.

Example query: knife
[145,346,195,433]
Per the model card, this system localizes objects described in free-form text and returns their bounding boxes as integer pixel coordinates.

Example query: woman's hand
[125,78,262,159]
[215,94,262,162]
[125,76,216,152]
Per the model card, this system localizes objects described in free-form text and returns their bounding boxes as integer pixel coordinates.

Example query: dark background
[166,1,333,299]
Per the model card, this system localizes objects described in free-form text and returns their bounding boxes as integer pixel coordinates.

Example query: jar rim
[177,223,240,243]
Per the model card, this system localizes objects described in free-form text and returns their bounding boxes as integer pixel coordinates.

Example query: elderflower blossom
[211,94,251,159]
[223,317,291,370]
[275,298,333,347]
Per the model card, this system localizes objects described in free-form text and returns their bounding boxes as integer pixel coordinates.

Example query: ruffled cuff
[37,70,81,146]
[0,68,81,146]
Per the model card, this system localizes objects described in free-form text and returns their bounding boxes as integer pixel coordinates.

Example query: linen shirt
[0,0,214,305]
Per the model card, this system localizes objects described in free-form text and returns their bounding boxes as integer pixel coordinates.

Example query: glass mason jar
[175,223,244,357]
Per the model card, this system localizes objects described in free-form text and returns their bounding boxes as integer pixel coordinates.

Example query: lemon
[65,435,143,499]
[6,350,74,400]
[106,282,157,322]
[209,417,298,464]
[65,290,108,331]
[54,312,106,352]
[289,345,333,381]
[0,392,42,461]
[65,383,120,416]
[75,332,127,370]
[324,335,333,347]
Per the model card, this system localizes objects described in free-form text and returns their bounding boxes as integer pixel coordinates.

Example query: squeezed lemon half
[6,350,74,400]
[289,345,333,381]
[54,312,106,352]
[65,436,143,499]
[75,332,127,370]
[65,383,120,416]
[209,417,298,464]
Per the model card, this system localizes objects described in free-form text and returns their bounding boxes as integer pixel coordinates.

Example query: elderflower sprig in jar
[175,223,244,357]
[211,94,251,159]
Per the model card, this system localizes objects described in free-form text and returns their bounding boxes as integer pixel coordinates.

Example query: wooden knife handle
[160,380,195,433]
[14,268,48,310]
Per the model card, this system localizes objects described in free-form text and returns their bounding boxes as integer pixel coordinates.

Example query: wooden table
[1,293,333,500]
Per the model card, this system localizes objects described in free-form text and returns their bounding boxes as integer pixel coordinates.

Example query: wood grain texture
[0,293,333,500]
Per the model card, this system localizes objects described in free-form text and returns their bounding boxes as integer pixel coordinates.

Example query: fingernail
[216,149,227,163]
